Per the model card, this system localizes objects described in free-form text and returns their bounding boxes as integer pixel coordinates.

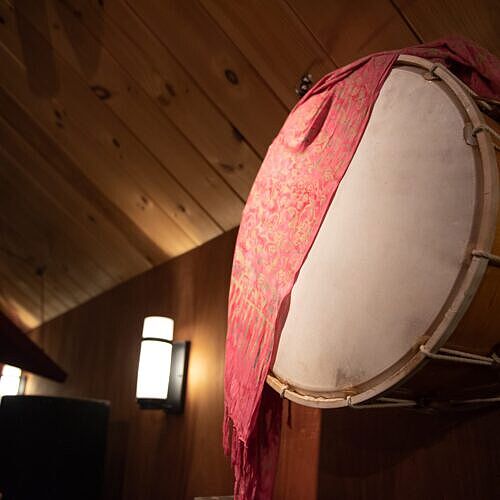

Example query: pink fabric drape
[224,37,500,500]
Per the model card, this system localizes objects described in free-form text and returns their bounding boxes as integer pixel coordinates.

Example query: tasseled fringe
[223,404,259,500]
[223,386,283,500]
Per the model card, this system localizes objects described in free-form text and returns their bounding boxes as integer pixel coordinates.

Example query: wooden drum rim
[267,55,499,408]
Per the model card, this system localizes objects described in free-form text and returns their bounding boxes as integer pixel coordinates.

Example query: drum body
[268,56,500,408]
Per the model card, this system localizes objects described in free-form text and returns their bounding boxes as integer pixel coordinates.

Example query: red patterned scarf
[224,38,500,499]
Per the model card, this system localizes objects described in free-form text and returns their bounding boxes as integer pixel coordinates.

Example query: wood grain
[287,0,419,65]
[121,230,238,500]
[0,278,40,329]
[25,230,239,499]
[0,57,193,258]
[0,116,149,281]
[394,0,500,57]
[0,173,102,309]
[200,0,336,109]
[0,1,217,247]
[127,0,288,157]
[0,221,73,320]
[274,401,321,500]
[318,407,500,500]
[0,152,116,296]
[0,45,195,261]
[0,268,48,328]
[0,86,166,267]
[13,0,244,230]
[67,0,261,200]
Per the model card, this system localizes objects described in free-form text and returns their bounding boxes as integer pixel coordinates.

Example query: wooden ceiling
[0,0,498,330]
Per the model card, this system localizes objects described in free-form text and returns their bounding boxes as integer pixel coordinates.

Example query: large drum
[268,55,500,409]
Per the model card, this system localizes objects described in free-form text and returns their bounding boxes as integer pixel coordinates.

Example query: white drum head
[272,64,482,397]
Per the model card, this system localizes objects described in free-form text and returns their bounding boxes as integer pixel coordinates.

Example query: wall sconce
[0,364,25,400]
[135,316,189,414]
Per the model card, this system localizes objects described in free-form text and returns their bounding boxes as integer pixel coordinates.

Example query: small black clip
[296,73,313,98]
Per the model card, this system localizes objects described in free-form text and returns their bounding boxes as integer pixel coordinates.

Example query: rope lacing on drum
[471,124,500,150]
[471,249,500,267]
[279,384,289,399]
[423,63,441,81]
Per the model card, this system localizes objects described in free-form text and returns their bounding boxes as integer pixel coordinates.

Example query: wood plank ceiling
[0,0,498,330]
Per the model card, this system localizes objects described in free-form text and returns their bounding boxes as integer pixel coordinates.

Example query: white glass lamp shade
[141,316,174,342]
[0,364,22,398]
[136,316,174,400]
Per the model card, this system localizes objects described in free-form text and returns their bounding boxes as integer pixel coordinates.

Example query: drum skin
[269,56,500,407]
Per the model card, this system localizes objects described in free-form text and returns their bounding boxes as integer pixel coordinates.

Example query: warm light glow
[0,364,22,398]
[136,316,174,400]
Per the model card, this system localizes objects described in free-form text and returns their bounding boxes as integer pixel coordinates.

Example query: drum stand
[346,394,500,411]
[419,345,499,367]
[347,346,500,411]
[269,342,500,411]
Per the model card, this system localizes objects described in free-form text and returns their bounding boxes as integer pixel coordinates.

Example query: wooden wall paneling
[0,116,150,281]
[0,87,165,267]
[0,152,117,299]
[64,0,261,201]
[0,45,193,261]
[0,2,217,249]
[393,0,500,57]
[274,402,322,500]
[25,229,240,500]
[122,228,238,500]
[14,0,244,232]
[287,0,419,66]
[200,0,336,110]
[127,0,288,158]
[318,407,500,500]
[27,279,146,416]
[177,228,236,499]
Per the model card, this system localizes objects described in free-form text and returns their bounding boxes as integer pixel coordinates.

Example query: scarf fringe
[223,406,256,500]
[224,386,283,500]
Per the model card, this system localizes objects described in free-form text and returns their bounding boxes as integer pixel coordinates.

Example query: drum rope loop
[471,249,500,267]
[471,124,500,151]
[279,384,289,399]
